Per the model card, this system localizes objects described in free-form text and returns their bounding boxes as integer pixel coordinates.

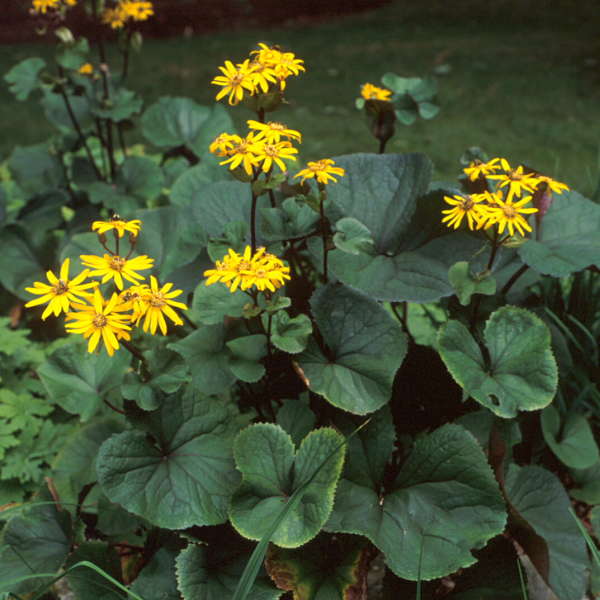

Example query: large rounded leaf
[518,190,600,277]
[229,423,345,548]
[438,306,558,418]
[326,424,506,581]
[97,389,245,529]
[297,283,407,415]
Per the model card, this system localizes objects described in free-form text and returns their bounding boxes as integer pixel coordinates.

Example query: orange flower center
[53,280,69,295]
[502,205,517,219]
[93,314,108,328]
[508,169,523,181]
[109,256,126,272]
[461,196,475,211]
[149,293,166,308]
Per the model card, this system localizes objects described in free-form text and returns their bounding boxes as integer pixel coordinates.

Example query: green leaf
[570,462,600,503]
[38,340,130,421]
[0,229,44,299]
[324,153,457,302]
[141,98,233,156]
[297,283,407,415]
[189,281,248,325]
[97,389,244,529]
[116,156,165,203]
[169,325,236,394]
[265,535,370,600]
[131,548,180,600]
[518,190,600,277]
[418,101,440,120]
[4,57,46,101]
[176,543,281,600]
[260,197,319,243]
[0,496,72,595]
[438,306,558,418]
[326,424,506,581]
[42,89,93,133]
[541,404,599,469]
[207,220,248,262]
[229,424,346,548]
[56,37,89,70]
[333,217,375,256]
[66,542,125,599]
[267,311,312,354]
[170,163,229,206]
[92,87,142,122]
[276,396,315,447]
[8,143,66,195]
[227,334,267,383]
[504,464,588,600]
[0,388,52,430]
[448,261,496,306]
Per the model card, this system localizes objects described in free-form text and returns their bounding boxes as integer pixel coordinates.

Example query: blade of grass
[569,507,600,567]
[231,419,370,600]
[516,557,529,600]
[416,534,424,600]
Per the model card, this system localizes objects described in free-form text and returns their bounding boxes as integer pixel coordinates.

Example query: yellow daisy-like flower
[119,283,150,317]
[294,159,345,185]
[134,276,188,335]
[247,61,279,93]
[204,246,290,293]
[253,140,298,173]
[219,132,263,176]
[24,258,96,320]
[360,83,392,102]
[247,120,302,144]
[31,0,61,13]
[250,44,305,90]
[65,288,132,356]
[463,158,501,181]
[120,0,153,20]
[534,175,569,195]
[209,133,242,157]
[91,217,142,238]
[78,63,94,76]
[102,7,126,28]
[482,196,538,237]
[80,254,154,290]
[273,51,305,78]
[212,59,256,106]
[251,43,283,67]
[441,194,488,230]
[487,160,540,202]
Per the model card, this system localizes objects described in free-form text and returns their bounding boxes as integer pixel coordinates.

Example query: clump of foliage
[1,1,600,599]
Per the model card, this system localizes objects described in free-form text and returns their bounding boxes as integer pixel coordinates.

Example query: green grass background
[1,2,599,194]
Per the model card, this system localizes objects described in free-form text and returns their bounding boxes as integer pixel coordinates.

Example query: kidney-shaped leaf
[326,424,506,581]
[438,306,558,418]
[97,389,245,529]
[297,283,407,415]
[229,423,345,548]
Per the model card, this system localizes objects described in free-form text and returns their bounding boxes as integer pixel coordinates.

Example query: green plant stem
[250,190,258,253]
[501,264,529,296]
[378,138,388,154]
[120,27,133,83]
[470,231,501,331]
[318,190,328,282]
[121,339,151,381]
[257,107,265,123]
[117,122,128,156]
[95,118,109,178]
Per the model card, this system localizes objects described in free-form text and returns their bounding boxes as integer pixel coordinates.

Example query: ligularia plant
[1,3,598,600]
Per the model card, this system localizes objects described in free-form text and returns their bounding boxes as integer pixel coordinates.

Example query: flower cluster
[211,43,305,106]
[295,159,345,186]
[360,83,392,102]
[204,246,291,293]
[210,120,301,176]
[441,158,569,237]
[102,0,154,29]
[24,217,187,356]
[31,0,75,14]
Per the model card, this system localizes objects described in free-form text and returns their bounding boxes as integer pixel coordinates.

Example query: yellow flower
[273,51,305,78]
[91,217,142,238]
[119,283,150,317]
[134,276,188,335]
[247,120,302,144]
[78,63,94,76]
[482,196,538,237]
[294,159,345,185]
[360,83,392,102]
[31,0,61,13]
[463,158,501,181]
[247,61,279,93]
[120,0,153,20]
[24,258,96,320]
[487,160,540,202]
[218,132,262,176]
[250,44,305,90]
[80,254,154,290]
[209,133,242,157]
[203,246,290,293]
[212,59,256,106]
[102,7,126,28]
[534,175,569,194]
[253,140,298,173]
[65,288,132,356]
[441,194,488,230]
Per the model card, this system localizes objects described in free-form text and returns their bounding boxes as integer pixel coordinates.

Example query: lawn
[1,2,599,194]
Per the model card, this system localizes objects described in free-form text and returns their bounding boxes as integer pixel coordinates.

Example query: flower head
[218,132,263,176]
[212,59,256,106]
[102,1,153,28]
[251,43,305,89]
[31,0,61,14]
[25,258,96,320]
[253,140,298,173]
[78,63,94,76]
[463,158,501,181]
[204,246,290,293]
[480,196,538,237]
[487,160,540,202]
[441,193,488,230]
[360,83,392,102]
[209,133,242,157]
[133,276,188,335]
[247,120,302,144]
[65,288,132,356]
[294,159,345,185]
[92,217,142,238]
[534,175,569,195]
[80,253,154,290]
